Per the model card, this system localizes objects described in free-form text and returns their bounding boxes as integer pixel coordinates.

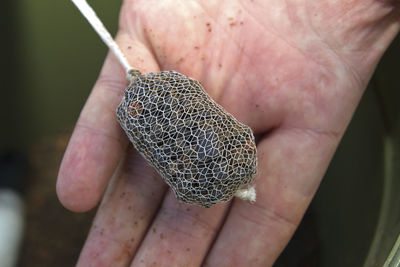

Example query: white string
[71,0,133,72]
[234,185,256,203]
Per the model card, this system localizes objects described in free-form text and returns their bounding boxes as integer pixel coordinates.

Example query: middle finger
[130,191,229,266]
[77,148,168,267]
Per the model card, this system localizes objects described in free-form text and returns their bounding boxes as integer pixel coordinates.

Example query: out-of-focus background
[1,1,121,266]
[0,0,399,266]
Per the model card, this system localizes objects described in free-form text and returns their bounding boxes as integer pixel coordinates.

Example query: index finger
[56,32,159,212]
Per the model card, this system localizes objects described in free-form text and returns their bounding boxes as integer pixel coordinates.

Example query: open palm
[57,0,399,265]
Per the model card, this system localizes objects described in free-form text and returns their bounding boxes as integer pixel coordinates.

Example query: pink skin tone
[57,0,400,266]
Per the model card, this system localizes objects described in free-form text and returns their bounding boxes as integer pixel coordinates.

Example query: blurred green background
[0,0,121,151]
[0,1,399,266]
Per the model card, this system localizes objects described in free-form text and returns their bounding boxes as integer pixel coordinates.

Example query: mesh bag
[116,70,257,207]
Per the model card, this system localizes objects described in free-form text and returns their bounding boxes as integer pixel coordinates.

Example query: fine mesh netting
[116,70,257,207]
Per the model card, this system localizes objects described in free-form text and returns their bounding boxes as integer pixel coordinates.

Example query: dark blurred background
[1,1,121,266]
[0,1,399,266]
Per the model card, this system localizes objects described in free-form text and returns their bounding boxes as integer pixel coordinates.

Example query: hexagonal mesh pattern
[116,70,257,207]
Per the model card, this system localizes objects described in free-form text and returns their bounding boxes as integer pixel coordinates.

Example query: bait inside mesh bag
[117,70,257,207]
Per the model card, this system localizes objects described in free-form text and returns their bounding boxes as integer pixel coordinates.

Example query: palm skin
[57,0,399,266]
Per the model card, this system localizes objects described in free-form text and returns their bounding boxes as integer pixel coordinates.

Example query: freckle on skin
[186,248,191,252]
[167,250,171,254]
[206,22,212,32]
[153,227,157,233]
[128,46,131,49]
[230,22,237,26]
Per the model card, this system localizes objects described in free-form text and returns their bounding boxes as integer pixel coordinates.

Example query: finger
[77,147,168,267]
[204,127,340,266]
[130,192,229,266]
[56,32,159,212]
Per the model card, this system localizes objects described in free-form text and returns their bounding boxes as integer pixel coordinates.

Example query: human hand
[57,0,400,265]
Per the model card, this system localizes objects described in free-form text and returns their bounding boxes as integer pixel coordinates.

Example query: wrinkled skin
[57,0,400,266]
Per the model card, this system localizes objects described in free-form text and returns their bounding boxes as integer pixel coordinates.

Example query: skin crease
[57,0,399,266]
